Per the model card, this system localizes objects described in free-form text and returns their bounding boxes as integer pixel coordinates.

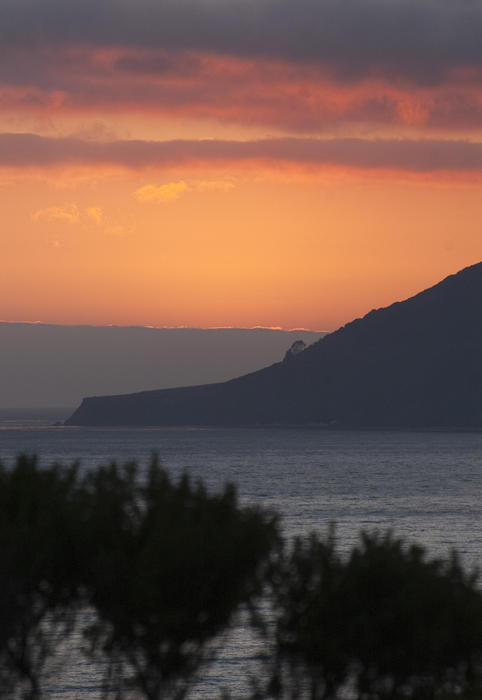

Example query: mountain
[66,263,482,428]
[0,325,322,409]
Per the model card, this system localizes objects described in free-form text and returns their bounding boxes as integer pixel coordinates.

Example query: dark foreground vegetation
[1,456,482,699]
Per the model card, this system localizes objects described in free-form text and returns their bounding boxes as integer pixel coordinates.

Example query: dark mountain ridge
[66,262,482,427]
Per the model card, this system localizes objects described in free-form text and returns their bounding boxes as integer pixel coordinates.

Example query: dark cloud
[2,132,482,173]
[114,52,202,77]
[1,0,482,84]
[3,47,482,133]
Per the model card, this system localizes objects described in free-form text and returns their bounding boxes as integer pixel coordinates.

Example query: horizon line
[0,320,328,333]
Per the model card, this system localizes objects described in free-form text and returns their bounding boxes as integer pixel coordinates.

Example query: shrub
[269,529,482,700]
[82,456,279,699]
[0,455,84,698]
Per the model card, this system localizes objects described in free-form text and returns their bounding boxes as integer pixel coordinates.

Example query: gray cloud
[3,51,482,133]
[2,133,482,173]
[1,0,482,84]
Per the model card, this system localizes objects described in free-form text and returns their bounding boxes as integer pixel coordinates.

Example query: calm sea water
[1,409,482,697]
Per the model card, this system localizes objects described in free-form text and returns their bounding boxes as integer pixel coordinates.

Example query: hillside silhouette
[67,262,482,428]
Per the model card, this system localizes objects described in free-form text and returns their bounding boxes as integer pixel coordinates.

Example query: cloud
[86,206,103,223]
[32,203,80,224]
[2,48,481,135]
[32,203,105,225]
[134,181,189,202]
[7,133,482,175]
[1,1,482,86]
[134,179,235,203]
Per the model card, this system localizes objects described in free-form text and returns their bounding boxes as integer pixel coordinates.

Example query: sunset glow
[2,0,482,330]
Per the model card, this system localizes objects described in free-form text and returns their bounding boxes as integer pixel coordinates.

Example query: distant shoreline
[3,407,481,433]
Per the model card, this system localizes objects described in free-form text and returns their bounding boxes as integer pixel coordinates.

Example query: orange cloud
[134,181,189,202]
[134,178,235,202]
[32,204,80,224]
[32,203,106,225]
[86,206,103,223]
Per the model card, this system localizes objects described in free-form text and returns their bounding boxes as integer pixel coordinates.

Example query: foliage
[0,455,278,699]
[0,455,84,699]
[1,455,482,700]
[82,456,279,699]
[269,528,482,700]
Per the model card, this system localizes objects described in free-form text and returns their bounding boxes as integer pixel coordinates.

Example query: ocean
[1,409,482,697]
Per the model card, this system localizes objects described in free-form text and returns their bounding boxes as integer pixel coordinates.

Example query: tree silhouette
[269,529,482,700]
[1,456,482,700]
[0,455,278,699]
[0,455,84,699]
[81,456,279,699]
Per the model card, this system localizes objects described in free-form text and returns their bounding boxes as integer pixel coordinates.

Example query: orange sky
[1,2,482,331]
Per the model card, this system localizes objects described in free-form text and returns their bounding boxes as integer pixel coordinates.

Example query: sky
[0,325,323,407]
[1,0,482,331]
